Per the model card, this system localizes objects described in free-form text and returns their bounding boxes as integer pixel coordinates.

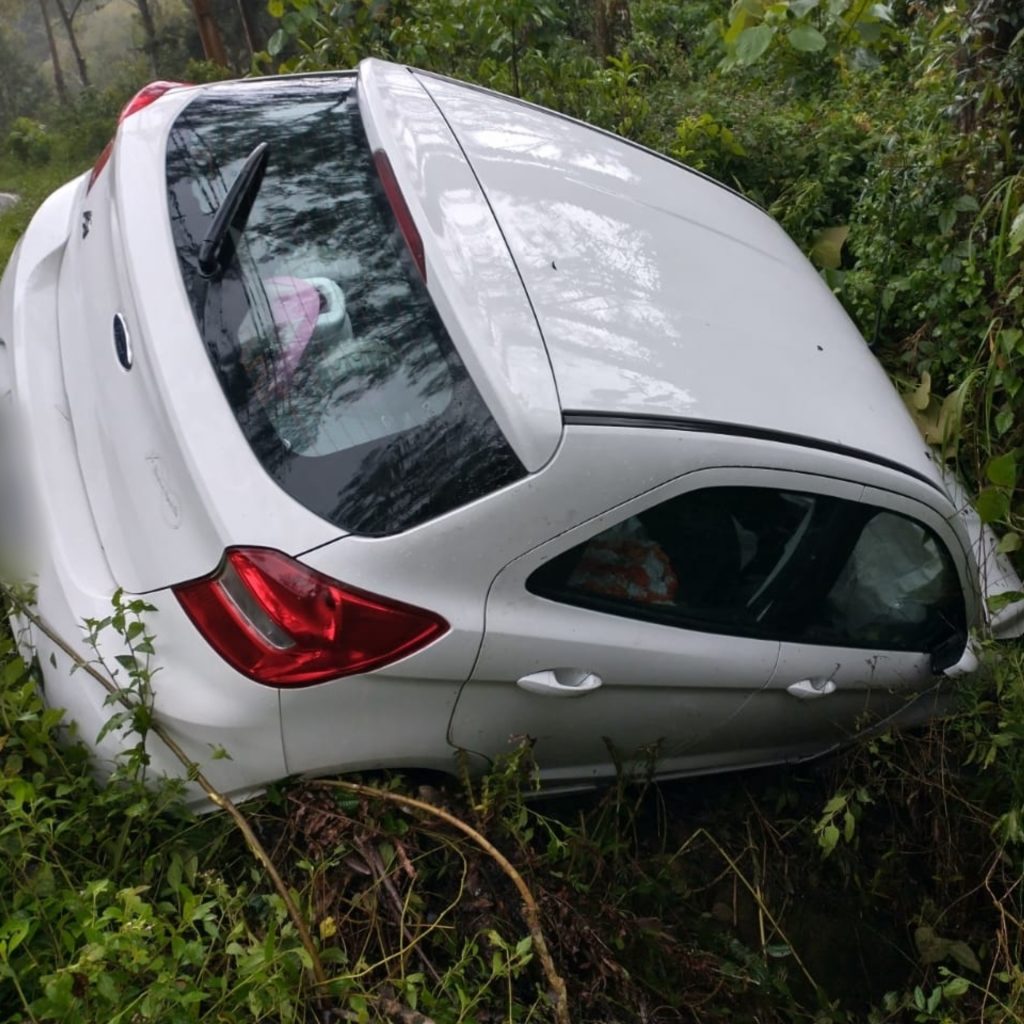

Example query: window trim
[523,470,970,655]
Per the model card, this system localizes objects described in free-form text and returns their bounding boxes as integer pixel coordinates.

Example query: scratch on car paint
[146,454,182,529]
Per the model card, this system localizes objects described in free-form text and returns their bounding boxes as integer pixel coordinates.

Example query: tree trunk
[36,0,68,104]
[133,0,159,74]
[958,0,1024,135]
[235,0,258,58]
[593,0,632,59]
[52,0,88,87]
[190,0,229,67]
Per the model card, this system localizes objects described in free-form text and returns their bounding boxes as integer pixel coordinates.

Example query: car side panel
[448,467,864,784]
[281,428,961,783]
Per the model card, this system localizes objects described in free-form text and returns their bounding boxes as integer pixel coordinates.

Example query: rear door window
[528,486,966,653]
[165,77,524,536]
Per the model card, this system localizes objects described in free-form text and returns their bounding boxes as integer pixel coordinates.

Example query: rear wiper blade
[197,142,270,279]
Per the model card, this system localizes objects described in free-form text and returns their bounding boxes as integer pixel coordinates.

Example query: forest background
[1,1,1024,1022]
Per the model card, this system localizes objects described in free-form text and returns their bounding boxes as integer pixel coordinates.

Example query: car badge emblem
[112,313,133,370]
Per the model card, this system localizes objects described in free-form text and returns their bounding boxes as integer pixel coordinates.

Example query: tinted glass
[528,487,966,652]
[165,77,524,535]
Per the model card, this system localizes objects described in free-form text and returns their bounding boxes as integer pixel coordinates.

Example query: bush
[6,118,51,166]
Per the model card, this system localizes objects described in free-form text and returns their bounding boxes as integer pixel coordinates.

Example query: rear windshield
[165,77,524,535]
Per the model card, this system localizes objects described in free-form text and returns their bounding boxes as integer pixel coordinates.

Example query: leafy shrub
[6,118,51,166]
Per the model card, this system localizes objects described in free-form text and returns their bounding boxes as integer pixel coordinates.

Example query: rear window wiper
[197,142,269,279]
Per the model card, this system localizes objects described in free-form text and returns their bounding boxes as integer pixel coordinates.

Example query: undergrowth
[3,604,1024,1023]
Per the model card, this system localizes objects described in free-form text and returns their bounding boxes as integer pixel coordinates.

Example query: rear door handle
[516,669,603,698]
[786,679,837,700]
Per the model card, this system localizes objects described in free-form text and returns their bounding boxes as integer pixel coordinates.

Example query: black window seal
[562,410,944,497]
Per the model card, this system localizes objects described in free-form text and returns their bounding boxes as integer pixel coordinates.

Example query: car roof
[412,67,940,487]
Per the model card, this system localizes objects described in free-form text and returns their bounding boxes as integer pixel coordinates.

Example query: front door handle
[516,668,603,698]
[786,678,837,700]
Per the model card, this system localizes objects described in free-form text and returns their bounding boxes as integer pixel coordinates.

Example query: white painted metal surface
[0,177,285,800]
[357,59,562,472]
[57,85,344,595]
[417,69,940,487]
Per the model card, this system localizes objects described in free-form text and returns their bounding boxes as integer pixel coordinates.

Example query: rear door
[448,467,796,787]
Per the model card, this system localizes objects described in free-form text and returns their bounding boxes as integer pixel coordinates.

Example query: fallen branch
[312,778,571,1024]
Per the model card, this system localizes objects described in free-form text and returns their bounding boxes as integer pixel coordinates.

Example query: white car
[1,59,1020,802]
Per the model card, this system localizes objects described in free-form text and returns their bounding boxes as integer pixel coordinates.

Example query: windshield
[165,76,524,535]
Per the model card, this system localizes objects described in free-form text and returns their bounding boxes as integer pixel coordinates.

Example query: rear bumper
[0,179,286,806]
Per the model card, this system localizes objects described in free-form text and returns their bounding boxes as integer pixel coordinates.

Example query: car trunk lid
[56,88,341,594]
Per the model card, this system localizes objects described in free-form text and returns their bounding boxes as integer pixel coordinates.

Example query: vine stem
[0,591,329,1000]
[312,779,571,1024]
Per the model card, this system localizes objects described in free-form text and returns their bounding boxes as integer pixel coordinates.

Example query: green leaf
[788,23,827,51]
[856,20,883,42]
[986,451,1017,489]
[910,371,932,411]
[997,532,1021,554]
[915,925,944,964]
[1009,207,1024,256]
[735,24,775,64]
[723,8,750,45]
[998,327,1023,355]
[976,487,1010,524]
[952,194,979,212]
[986,590,1024,614]
[948,940,981,973]
[267,28,286,56]
[267,0,284,16]
[943,976,970,998]
[790,0,820,15]
[938,207,956,234]
[996,406,1014,437]
[820,823,840,855]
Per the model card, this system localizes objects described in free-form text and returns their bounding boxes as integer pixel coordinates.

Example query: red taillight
[88,81,186,192]
[373,149,426,280]
[119,80,185,119]
[174,548,449,687]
